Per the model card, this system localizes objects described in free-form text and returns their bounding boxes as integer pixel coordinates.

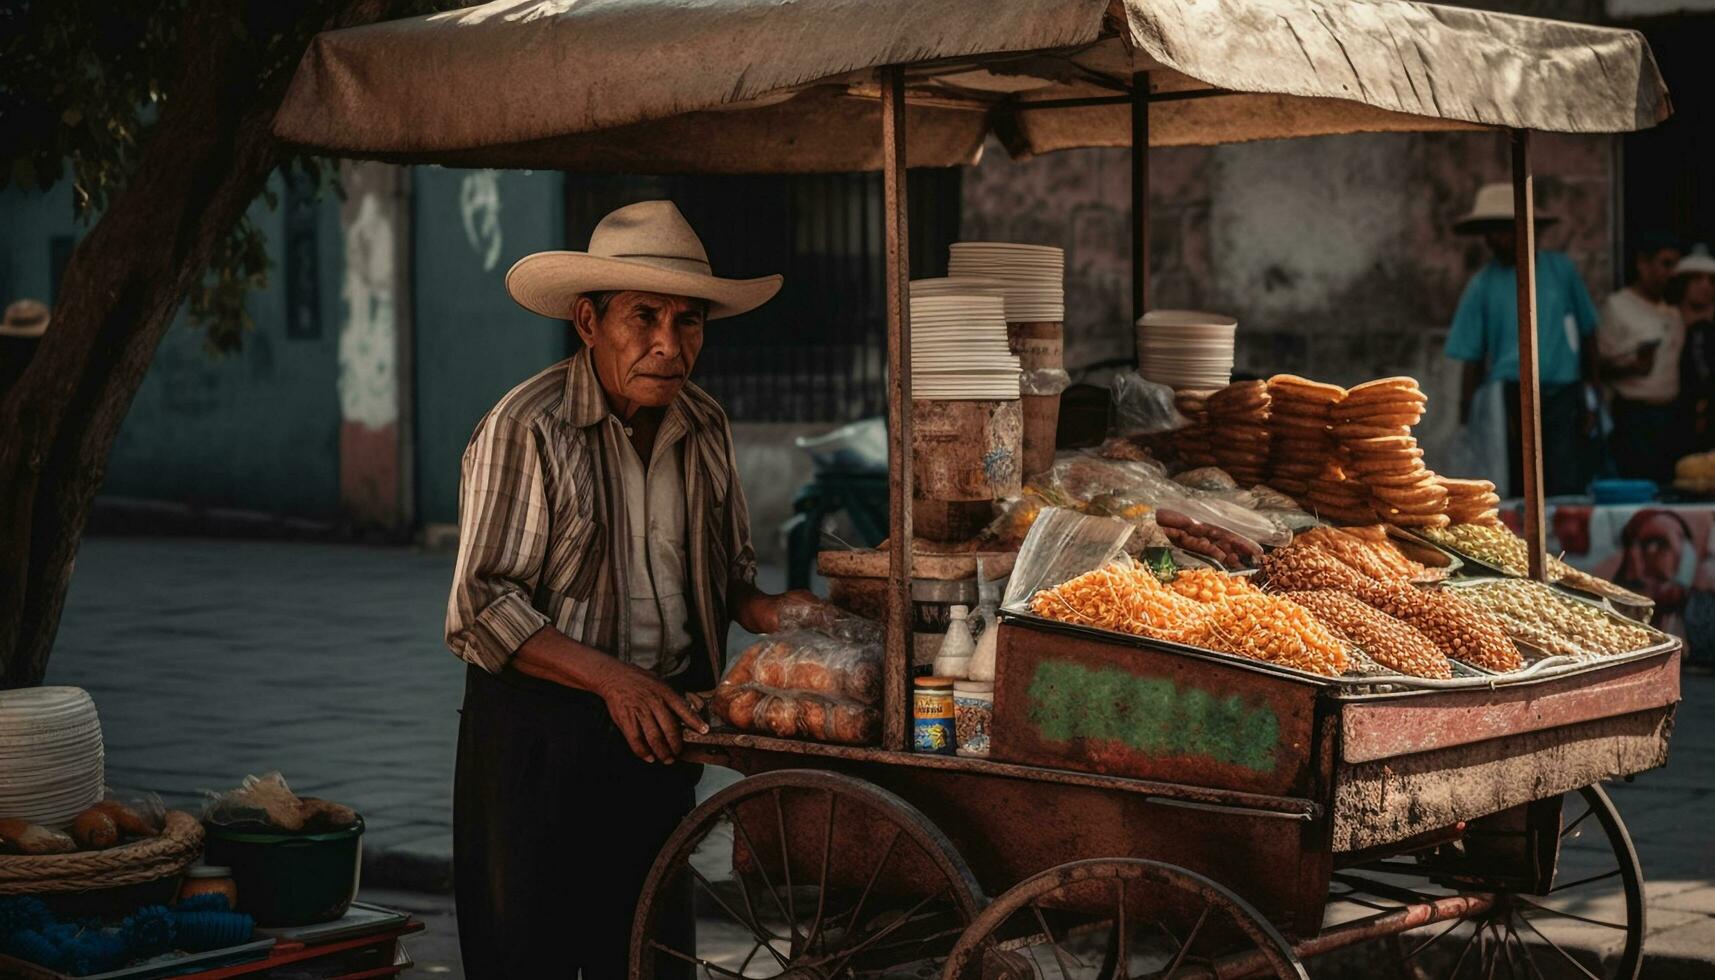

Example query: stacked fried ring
[1266,374,1346,498]
[1438,477,1503,527]
[1305,467,1378,525]
[1206,381,1271,487]
[1172,389,1220,469]
[1332,378,1450,530]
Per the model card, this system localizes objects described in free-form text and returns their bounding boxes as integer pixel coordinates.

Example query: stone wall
[960,130,1616,472]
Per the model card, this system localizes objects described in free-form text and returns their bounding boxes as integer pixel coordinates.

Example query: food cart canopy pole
[1511,131,1549,583]
[881,66,914,752]
[272,0,1671,170]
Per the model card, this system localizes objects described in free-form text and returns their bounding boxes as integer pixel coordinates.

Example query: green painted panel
[1025,659,1281,772]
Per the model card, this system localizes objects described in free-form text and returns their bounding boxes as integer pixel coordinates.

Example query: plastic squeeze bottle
[933,605,976,680]
[968,564,1001,682]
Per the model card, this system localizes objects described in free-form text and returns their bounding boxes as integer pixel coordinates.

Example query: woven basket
[0,810,203,895]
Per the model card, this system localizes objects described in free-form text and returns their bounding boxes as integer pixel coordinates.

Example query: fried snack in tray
[1031,564,1345,676]
[1293,525,1428,584]
[1260,538,1521,672]
[1029,564,1206,643]
[1284,589,1453,678]
[1167,568,1262,603]
[1420,522,1571,581]
[1258,539,1381,593]
[1455,579,1658,658]
[1180,592,1348,676]
[1361,584,1522,672]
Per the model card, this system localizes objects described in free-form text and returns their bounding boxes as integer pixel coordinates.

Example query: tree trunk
[0,0,397,688]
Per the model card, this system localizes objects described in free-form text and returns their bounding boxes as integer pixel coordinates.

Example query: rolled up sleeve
[445,411,553,672]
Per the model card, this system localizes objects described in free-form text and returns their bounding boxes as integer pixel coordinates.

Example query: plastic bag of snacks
[203,772,359,832]
[713,613,883,745]
[1111,371,1189,436]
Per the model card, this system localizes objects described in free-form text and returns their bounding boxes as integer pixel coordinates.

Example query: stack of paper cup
[1136,310,1238,390]
[0,687,105,828]
[947,243,1065,323]
[908,281,1022,401]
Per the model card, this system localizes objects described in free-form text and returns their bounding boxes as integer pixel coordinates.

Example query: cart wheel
[942,858,1309,980]
[1351,784,1644,979]
[630,769,983,979]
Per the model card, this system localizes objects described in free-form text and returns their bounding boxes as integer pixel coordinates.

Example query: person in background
[1674,245,1715,456]
[0,299,51,396]
[1445,182,1601,497]
[1597,234,1683,483]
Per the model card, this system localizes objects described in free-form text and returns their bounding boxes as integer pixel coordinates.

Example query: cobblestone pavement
[41,536,1715,973]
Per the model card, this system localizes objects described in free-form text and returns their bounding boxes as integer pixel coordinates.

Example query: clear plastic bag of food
[1003,507,1136,610]
[1051,452,1168,504]
[713,612,885,745]
[1111,371,1188,436]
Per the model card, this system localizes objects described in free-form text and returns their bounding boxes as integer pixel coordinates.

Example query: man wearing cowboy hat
[1443,182,1600,497]
[445,200,825,976]
[1,299,51,396]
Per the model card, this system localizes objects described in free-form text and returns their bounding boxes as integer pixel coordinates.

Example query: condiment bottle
[913,677,957,754]
[933,605,975,679]
[954,681,995,758]
[178,865,239,908]
[968,562,1002,682]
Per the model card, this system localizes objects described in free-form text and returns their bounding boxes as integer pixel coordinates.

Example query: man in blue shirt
[1444,183,1600,497]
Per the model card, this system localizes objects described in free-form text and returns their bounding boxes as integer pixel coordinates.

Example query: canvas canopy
[272,0,1670,173]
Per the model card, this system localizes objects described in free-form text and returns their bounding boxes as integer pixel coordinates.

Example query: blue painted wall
[411,167,569,525]
[1,178,346,518]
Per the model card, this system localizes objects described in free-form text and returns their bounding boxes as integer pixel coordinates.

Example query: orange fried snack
[1183,593,1348,676]
[1029,564,1207,644]
[1166,568,1263,603]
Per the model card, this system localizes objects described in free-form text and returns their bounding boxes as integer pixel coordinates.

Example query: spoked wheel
[630,769,984,979]
[1339,784,1644,979]
[943,859,1309,980]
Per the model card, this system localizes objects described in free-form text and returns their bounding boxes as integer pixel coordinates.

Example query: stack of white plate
[1136,310,1238,390]
[0,687,105,828]
[947,243,1065,323]
[909,286,1022,401]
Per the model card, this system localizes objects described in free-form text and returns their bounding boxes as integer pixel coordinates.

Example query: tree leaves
[0,0,455,354]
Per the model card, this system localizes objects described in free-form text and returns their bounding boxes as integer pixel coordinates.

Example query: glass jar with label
[912,677,956,754]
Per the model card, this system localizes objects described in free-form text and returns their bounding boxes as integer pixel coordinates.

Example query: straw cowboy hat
[506,200,782,320]
[1453,182,1559,234]
[0,299,49,338]
[1673,244,1715,277]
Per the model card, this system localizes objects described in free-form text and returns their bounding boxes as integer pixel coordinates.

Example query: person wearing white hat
[1596,234,1683,484]
[1671,245,1715,456]
[1444,182,1601,497]
[444,200,829,976]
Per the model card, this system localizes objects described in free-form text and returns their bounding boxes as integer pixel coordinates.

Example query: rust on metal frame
[881,64,913,752]
[1331,707,1673,852]
[1340,648,1681,764]
[697,748,1332,940]
[1131,71,1150,331]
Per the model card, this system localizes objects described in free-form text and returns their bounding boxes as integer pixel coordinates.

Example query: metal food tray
[1002,591,1680,696]
[1392,526,1655,618]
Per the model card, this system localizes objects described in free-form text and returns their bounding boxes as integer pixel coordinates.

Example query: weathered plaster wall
[95,178,346,517]
[960,130,1615,472]
[411,167,570,527]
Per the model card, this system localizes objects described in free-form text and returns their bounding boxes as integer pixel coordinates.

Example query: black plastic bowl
[201,817,363,926]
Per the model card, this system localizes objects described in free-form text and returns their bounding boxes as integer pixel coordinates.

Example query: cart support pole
[1510,129,1548,582]
[1131,73,1150,332]
[881,66,913,751]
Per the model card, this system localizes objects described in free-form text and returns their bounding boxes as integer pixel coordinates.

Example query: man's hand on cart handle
[512,626,708,764]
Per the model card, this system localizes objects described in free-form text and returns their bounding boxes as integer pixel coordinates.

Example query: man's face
[1627,514,1685,583]
[1635,247,1682,296]
[574,290,706,415]
[1483,226,1517,263]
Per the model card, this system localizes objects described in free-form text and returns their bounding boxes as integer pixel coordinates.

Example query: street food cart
[275,1,1677,975]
